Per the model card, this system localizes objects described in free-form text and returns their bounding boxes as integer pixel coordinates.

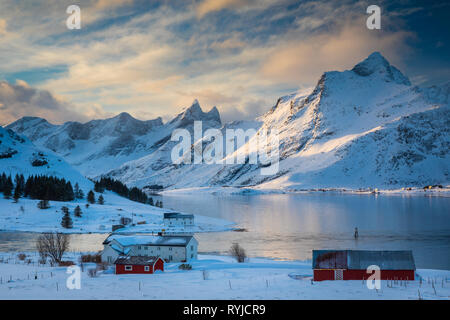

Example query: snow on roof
[109,234,194,247]
[114,256,161,265]
[312,250,416,270]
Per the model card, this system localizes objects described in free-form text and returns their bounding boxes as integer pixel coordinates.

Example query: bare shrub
[58,261,75,266]
[178,263,192,270]
[87,268,97,277]
[81,254,101,263]
[36,233,69,265]
[230,243,247,263]
[96,261,109,271]
[17,253,26,261]
[202,269,209,280]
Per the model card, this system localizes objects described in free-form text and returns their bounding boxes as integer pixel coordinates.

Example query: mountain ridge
[6,52,450,190]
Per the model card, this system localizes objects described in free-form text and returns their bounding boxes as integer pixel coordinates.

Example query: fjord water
[162,193,450,270]
[0,193,449,270]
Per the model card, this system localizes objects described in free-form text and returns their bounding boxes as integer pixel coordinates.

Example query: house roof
[164,212,194,219]
[312,250,415,270]
[107,234,195,247]
[114,256,162,265]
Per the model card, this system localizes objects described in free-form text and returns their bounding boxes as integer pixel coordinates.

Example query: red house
[313,250,415,281]
[114,256,164,274]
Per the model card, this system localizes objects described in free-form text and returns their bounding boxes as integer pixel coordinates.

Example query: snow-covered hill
[0,126,92,190]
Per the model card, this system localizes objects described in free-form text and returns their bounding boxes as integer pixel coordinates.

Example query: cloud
[261,24,415,84]
[0,0,434,126]
[0,80,88,125]
[0,18,6,35]
[95,0,134,10]
[196,0,253,18]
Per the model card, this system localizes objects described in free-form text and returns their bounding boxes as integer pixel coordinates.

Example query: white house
[101,234,198,264]
[163,212,194,228]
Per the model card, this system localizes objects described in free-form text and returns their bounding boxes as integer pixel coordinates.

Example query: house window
[157,247,160,251]
[138,246,141,250]
[144,266,150,272]
[169,255,173,261]
[191,254,193,258]
[125,265,132,271]
[191,245,194,250]
[169,247,172,251]
[144,246,148,250]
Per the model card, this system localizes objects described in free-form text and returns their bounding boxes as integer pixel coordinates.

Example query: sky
[0,0,448,126]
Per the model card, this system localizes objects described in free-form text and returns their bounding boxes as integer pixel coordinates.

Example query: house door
[334,269,344,280]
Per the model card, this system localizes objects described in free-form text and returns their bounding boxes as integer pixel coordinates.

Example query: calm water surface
[1,193,449,269]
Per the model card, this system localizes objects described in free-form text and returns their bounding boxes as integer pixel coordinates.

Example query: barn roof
[114,256,162,265]
[107,234,195,247]
[312,250,415,270]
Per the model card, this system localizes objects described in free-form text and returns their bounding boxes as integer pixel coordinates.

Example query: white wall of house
[101,244,121,264]
[186,237,198,261]
[164,216,194,228]
[130,245,186,262]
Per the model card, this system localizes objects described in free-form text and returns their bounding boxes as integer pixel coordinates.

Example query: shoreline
[161,186,450,197]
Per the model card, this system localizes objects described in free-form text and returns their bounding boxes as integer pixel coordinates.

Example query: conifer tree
[98,194,104,205]
[13,185,21,203]
[3,176,13,199]
[74,205,82,217]
[61,212,73,229]
[87,190,96,204]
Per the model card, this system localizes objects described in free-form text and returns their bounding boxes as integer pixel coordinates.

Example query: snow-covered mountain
[7,100,221,178]
[104,52,449,190]
[7,52,449,190]
[0,126,92,189]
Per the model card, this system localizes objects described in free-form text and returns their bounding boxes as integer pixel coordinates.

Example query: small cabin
[312,250,415,281]
[114,256,164,274]
[163,212,194,228]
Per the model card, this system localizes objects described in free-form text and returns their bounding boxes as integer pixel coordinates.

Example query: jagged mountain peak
[351,51,410,85]
[171,99,222,126]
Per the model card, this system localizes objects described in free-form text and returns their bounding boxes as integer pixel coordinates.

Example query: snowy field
[0,191,234,234]
[0,252,449,300]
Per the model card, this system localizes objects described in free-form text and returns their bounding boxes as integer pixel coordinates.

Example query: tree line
[94,177,162,207]
[0,172,161,208]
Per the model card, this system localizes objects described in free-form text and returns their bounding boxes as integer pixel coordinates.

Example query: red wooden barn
[114,256,164,274]
[312,250,415,281]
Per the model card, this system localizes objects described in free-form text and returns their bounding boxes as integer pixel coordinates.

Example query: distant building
[114,256,164,274]
[312,250,415,281]
[163,212,194,228]
[101,234,198,264]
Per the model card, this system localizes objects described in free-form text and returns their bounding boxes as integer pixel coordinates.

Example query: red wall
[314,269,415,281]
[154,259,164,272]
[115,259,164,274]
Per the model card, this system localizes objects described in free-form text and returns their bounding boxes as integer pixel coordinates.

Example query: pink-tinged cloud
[261,25,415,84]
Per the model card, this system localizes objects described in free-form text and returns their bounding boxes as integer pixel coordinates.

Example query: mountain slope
[7,101,221,178]
[0,126,92,189]
[106,52,449,190]
[6,52,449,190]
